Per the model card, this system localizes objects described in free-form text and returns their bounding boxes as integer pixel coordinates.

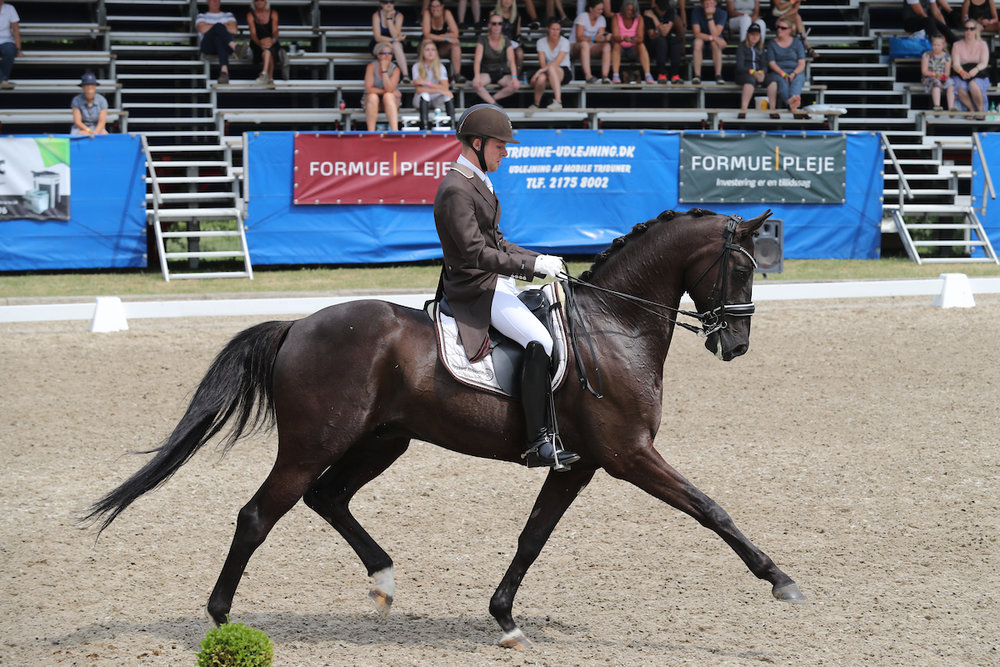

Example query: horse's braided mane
[579,207,716,282]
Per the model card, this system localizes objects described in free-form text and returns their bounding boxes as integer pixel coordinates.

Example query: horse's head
[685,210,770,362]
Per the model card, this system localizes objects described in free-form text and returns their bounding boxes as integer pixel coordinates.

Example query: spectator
[457,0,481,33]
[572,0,612,84]
[903,0,958,47]
[921,34,955,110]
[727,0,765,42]
[413,38,456,129]
[494,0,525,82]
[611,0,654,83]
[423,0,465,82]
[372,0,410,83]
[644,0,682,83]
[691,0,727,84]
[364,45,402,130]
[247,0,282,85]
[471,14,520,104]
[529,18,571,109]
[771,0,817,57]
[197,0,243,85]
[961,0,999,34]
[70,72,109,136]
[952,19,991,115]
[735,23,765,117]
[0,0,20,89]
[765,17,807,116]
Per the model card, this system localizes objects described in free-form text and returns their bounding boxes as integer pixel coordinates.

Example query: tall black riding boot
[419,98,430,131]
[521,341,580,469]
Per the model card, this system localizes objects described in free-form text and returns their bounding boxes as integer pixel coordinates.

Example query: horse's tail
[83,320,295,534]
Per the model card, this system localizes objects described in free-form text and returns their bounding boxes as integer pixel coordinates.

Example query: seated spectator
[727,0,766,42]
[771,0,817,57]
[0,0,21,89]
[471,14,520,104]
[529,18,571,109]
[423,0,465,82]
[494,0,525,82]
[765,17,807,116]
[611,0,654,83]
[921,34,955,110]
[735,24,765,116]
[691,0,727,84]
[413,38,456,129]
[951,19,991,115]
[457,0,481,32]
[903,0,958,47]
[197,0,243,85]
[962,0,999,34]
[372,0,410,84]
[364,46,402,130]
[247,0,283,85]
[573,0,612,83]
[644,0,682,83]
[70,72,109,136]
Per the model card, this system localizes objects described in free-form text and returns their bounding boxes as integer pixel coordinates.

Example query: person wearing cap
[735,23,765,117]
[0,0,21,88]
[432,104,580,470]
[70,72,109,136]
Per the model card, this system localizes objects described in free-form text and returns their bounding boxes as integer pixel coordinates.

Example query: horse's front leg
[490,466,596,649]
[605,444,805,603]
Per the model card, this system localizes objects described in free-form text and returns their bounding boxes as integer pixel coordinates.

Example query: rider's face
[479,137,508,172]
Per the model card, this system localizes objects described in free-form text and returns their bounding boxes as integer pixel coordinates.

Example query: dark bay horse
[86,208,804,649]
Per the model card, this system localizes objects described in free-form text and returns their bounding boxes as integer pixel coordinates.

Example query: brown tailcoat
[433,162,539,362]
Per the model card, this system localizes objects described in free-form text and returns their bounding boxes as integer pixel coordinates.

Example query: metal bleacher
[2,0,998,276]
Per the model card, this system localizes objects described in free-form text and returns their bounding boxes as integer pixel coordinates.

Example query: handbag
[888,35,932,60]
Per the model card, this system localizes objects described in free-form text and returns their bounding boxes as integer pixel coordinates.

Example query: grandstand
[3,0,998,277]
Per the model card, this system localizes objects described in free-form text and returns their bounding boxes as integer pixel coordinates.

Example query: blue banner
[0,134,146,271]
[972,132,1000,257]
[246,129,882,264]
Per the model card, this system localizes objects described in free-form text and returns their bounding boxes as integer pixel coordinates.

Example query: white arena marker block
[931,273,975,309]
[89,296,129,332]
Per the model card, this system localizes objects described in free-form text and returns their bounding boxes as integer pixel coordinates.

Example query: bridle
[561,215,757,398]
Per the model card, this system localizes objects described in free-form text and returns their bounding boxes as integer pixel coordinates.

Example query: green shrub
[196,622,274,667]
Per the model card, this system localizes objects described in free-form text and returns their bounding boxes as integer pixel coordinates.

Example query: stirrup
[522,435,580,471]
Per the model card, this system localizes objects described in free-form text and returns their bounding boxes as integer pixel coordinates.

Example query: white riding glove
[533,254,564,279]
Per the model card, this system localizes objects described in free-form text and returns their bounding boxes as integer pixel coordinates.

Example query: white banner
[0,137,72,221]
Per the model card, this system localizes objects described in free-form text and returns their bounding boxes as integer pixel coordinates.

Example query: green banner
[679,134,846,204]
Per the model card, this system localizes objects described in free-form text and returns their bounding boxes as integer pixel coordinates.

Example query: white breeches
[490,276,553,356]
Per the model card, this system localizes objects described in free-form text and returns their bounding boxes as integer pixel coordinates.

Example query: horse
[85,208,805,649]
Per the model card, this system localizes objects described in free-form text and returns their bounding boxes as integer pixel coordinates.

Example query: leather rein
[560,215,757,399]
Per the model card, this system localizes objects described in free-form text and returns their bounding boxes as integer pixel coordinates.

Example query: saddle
[428,282,570,397]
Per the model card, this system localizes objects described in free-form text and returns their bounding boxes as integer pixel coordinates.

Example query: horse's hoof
[498,628,533,649]
[772,582,807,603]
[205,606,228,626]
[368,567,395,621]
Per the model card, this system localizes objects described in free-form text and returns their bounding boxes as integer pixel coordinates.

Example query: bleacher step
[118,73,207,80]
[165,272,253,280]
[161,230,242,238]
[153,207,241,219]
[150,160,229,168]
[148,176,236,184]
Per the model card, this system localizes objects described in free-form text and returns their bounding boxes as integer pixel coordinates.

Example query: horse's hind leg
[490,467,596,648]
[303,436,410,619]
[607,445,805,603]
[206,458,328,625]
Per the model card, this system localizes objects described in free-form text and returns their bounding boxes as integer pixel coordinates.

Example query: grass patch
[1,257,997,300]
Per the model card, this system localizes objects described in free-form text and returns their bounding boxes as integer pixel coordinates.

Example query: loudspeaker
[755,218,783,274]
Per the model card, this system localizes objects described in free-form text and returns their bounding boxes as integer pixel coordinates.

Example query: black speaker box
[755,218,783,274]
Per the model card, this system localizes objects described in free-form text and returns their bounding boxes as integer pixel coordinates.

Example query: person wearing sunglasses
[471,14,521,104]
[951,20,991,115]
[765,19,807,117]
[371,0,410,83]
[363,47,402,131]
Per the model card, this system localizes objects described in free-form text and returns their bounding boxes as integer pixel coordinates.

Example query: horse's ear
[737,209,771,240]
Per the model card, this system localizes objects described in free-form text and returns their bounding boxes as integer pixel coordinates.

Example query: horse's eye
[734,269,751,282]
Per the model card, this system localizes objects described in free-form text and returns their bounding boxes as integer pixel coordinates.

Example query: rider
[433,103,580,470]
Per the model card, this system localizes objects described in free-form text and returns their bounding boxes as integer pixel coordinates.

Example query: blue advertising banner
[0,135,146,271]
[246,130,882,264]
[972,132,1000,257]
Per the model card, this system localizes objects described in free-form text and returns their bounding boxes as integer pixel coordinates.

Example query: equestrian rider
[433,103,580,470]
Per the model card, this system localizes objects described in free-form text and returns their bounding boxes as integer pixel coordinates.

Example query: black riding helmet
[455,104,519,171]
